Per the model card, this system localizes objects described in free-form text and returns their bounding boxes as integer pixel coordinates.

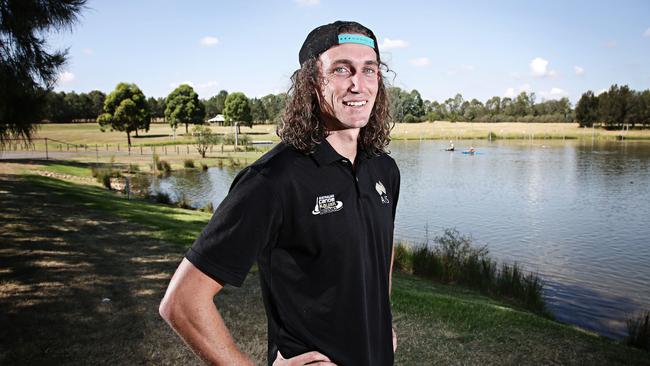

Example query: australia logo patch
[375,181,390,204]
[311,194,343,215]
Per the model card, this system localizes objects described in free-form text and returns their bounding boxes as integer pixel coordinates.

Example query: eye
[333,66,350,75]
[363,67,377,75]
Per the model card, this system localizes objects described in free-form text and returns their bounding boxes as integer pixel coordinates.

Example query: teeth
[344,101,367,107]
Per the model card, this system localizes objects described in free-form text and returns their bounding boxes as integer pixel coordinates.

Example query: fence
[0,138,236,161]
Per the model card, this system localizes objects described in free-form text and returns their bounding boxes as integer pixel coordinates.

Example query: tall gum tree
[165,84,205,137]
[97,83,150,147]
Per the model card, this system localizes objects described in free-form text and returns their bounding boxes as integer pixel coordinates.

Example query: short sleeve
[390,159,400,221]
[185,167,282,287]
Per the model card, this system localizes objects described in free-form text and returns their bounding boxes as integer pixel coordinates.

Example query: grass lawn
[1,162,648,365]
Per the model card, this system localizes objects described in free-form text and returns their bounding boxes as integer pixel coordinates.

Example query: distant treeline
[41,84,649,128]
[575,85,650,130]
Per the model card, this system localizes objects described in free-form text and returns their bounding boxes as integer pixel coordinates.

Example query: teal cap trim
[338,34,375,49]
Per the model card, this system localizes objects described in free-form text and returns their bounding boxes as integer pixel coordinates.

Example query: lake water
[140,139,650,339]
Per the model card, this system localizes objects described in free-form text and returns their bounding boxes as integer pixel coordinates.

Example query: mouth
[343,100,368,108]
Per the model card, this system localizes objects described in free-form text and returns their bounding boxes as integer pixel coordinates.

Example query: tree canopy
[164,84,205,135]
[0,0,87,146]
[223,92,252,127]
[97,83,150,146]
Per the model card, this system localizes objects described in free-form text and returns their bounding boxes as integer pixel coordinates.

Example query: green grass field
[1,162,648,365]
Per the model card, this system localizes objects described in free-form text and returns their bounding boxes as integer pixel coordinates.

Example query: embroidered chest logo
[311,194,343,215]
[375,181,390,204]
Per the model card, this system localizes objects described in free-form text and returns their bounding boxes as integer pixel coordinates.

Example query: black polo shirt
[185,139,400,366]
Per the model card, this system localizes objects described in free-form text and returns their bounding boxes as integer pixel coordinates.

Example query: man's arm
[159,258,255,366]
[159,259,335,366]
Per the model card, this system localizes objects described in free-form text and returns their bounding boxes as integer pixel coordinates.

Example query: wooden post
[45,138,49,160]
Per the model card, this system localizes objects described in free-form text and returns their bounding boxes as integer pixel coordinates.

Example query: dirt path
[0,172,267,365]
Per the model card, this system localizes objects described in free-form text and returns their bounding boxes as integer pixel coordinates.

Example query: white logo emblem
[375,181,390,204]
[311,194,343,215]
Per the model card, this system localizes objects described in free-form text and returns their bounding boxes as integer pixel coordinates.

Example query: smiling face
[316,42,380,131]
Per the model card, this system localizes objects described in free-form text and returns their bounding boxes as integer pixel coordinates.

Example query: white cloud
[379,38,408,50]
[503,84,531,98]
[644,28,650,37]
[200,36,219,46]
[295,0,320,5]
[574,66,585,76]
[58,71,75,83]
[410,57,430,67]
[530,57,557,78]
[83,48,93,55]
[539,87,569,100]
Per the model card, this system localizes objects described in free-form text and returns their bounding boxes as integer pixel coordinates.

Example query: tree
[223,92,252,128]
[205,90,229,118]
[0,0,87,146]
[250,98,268,123]
[165,84,206,135]
[485,96,501,116]
[88,90,106,119]
[261,93,287,123]
[97,83,150,147]
[576,90,598,127]
[147,97,165,120]
[192,125,220,158]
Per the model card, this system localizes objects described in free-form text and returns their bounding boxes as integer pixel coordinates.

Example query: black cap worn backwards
[298,20,380,66]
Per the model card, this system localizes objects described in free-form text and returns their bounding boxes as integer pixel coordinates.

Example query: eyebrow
[331,59,379,68]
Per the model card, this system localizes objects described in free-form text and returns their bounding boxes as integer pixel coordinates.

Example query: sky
[49,0,650,105]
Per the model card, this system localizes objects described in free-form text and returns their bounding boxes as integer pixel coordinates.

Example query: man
[159,20,400,366]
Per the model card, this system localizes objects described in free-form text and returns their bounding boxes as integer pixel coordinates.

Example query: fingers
[273,350,335,366]
[294,351,331,364]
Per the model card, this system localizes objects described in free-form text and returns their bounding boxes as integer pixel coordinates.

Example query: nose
[349,72,366,93]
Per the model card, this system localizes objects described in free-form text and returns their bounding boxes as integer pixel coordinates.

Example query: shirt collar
[311,139,372,166]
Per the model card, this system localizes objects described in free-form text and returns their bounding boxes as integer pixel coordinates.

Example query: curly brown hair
[278,27,393,156]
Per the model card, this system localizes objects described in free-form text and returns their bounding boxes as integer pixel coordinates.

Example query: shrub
[199,202,214,213]
[153,191,171,204]
[157,159,171,174]
[393,228,547,315]
[393,241,413,273]
[201,162,209,171]
[91,167,121,189]
[626,311,650,351]
[487,131,498,140]
[184,159,195,168]
[176,194,192,209]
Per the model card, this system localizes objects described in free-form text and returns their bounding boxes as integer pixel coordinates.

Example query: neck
[325,128,360,162]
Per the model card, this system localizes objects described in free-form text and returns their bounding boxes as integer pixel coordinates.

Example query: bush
[184,159,195,168]
[91,166,121,189]
[152,191,171,204]
[201,162,209,171]
[487,131,498,140]
[392,228,547,315]
[626,311,650,351]
[199,202,214,213]
[157,159,171,174]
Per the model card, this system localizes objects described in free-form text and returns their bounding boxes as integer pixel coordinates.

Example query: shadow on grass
[0,173,268,364]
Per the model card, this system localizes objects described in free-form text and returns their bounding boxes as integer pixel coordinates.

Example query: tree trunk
[127,131,131,147]
[135,129,139,137]
[185,123,189,135]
